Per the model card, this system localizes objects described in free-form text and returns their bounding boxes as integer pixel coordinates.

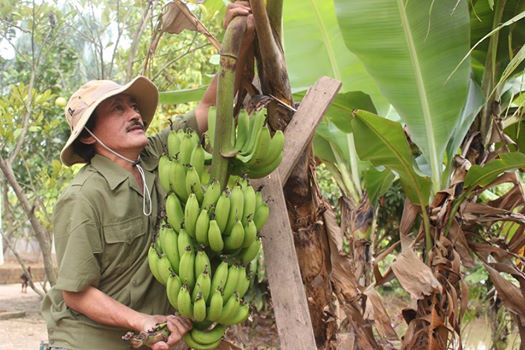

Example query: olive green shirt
[41,114,199,350]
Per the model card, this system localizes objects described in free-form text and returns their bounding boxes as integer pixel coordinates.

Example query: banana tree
[333,0,525,347]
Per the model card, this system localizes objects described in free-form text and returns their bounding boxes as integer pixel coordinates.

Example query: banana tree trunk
[249,0,336,346]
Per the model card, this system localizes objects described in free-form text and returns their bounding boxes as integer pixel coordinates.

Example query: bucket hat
[60,75,158,166]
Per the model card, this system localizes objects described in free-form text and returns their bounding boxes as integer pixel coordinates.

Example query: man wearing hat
[41,3,253,349]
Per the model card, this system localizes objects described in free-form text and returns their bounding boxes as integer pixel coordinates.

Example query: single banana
[217,293,240,325]
[206,289,224,322]
[158,155,171,193]
[170,161,188,202]
[235,266,250,298]
[193,293,207,322]
[244,150,282,178]
[184,193,200,238]
[185,165,204,203]
[177,228,193,259]
[241,239,262,265]
[214,191,231,233]
[210,261,229,293]
[234,110,250,151]
[240,110,266,157]
[179,246,195,289]
[177,284,193,318]
[207,220,224,253]
[242,220,257,249]
[167,130,182,159]
[253,202,270,231]
[194,250,211,278]
[147,245,162,283]
[157,255,171,286]
[223,302,250,326]
[189,130,200,149]
[201,180,221,210]
[243,126,271,167]
[194,266,211,303]
[255,190,264,210]
[195,209,210,245]
[166,193,184,232]
[222,265,240,302]
[179,133,194,165]
[190,325,226,346]
[190,144,205,177]
[166,273,182,309]
[183,332,221,350]
[251,129,284,170]
[242,185,256,223]
[158,225,169,253]
[224,220,245,251]
[162,226,180,274]
[225,185,244,234]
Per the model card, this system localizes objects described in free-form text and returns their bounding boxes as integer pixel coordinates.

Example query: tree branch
[126,0,155,81]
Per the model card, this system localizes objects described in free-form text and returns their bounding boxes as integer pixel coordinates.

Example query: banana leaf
[464,152,525,189]
[351,110,431,206]
[335,0,471,193]
[363,167,396,206]
[159,86,207,105]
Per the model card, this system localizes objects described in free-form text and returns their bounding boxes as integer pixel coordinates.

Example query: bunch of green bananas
[151,128,272,350]
[208,109,285,179]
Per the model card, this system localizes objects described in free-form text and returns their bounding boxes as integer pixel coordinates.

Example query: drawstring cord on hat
[84,127,152,216]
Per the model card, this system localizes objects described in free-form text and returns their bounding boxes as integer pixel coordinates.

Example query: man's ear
[79,132,96,145]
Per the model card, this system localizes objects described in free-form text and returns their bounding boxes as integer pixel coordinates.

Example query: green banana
[177,284,193,318]
[210,261,229,294]
[242,220,257,249]
[167,130,182,159]
[194,266,211,302]
[234,110,250,151]
[194,250,211,278]
[206,289,224,322]
[255,190,264,210]
[195,209,210,245]
[241,239,262,265]
[158,155,171,193]
[166,273,182,309]
[179,246,195,289]
[223,302,250,325]
[183,332,221,350]
[189,130,200,149]
[157,255,171,286]
[253,202,269,231]
[243,126,271,167]
[222,265,240,302]
[170,161,188,201]
[158,225,169,253]
[242,185,256,223]
[214,191,231,233]
[166,193,184,232]
[207,220,224,253]
[185,165,204,203]
[201,180,221,210]
[184,193,200,238]
[179,133,194,165]
[240,110,266,157]
[244,150,282,178]
[177,228,193,259]
[235,266,250,298]
[217,293,240,325]
[162,226,180,274]
[147,245,162,284]
[225,185,244,234]
[224,220,245,251]
[190,144,205,176]
[190,325,226,345]
[249,129,284,170]
[193,293,207,322]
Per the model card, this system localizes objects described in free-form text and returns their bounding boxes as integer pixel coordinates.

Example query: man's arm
[63,287,191,350]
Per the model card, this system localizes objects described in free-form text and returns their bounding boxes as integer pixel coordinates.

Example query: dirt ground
[0,283,47,350]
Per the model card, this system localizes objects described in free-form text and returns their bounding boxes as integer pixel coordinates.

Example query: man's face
[90,94,148,154]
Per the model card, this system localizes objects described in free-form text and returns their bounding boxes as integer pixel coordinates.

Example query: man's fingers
[150,341,169,350]
[224,3,252,28]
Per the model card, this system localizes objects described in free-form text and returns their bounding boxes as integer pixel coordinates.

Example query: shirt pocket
[100,216,147,275]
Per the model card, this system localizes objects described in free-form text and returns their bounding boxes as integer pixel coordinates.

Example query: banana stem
[211,16,247,189]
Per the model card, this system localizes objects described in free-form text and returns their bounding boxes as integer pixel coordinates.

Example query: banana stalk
[211,16,248,189]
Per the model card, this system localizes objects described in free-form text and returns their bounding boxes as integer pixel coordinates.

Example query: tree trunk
[0,158,57,285]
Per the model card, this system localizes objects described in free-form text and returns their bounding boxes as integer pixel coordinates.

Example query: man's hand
[223,1,252,29]
[148,315,192,350]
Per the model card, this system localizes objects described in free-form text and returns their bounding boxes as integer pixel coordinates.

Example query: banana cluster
[208,109,285,179]
[151,128,270,349]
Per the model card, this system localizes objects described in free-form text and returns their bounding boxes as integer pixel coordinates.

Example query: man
[41,3,253,349]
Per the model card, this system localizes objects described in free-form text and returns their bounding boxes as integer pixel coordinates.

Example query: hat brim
[60,76,158,166]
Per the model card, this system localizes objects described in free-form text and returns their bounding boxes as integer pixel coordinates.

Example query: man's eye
[114,104,124,111]
[131,104,139,111]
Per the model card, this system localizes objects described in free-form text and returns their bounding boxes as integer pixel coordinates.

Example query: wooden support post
[253,77,341,350]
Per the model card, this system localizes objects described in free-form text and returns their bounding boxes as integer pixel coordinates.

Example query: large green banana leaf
[159,87,207,105]
[335,0,471,193]
[283,0,387,112]
[351,110,431,206]
[464,152,525,189]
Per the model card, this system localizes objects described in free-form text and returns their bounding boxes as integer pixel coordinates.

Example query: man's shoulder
[59,165,107,202]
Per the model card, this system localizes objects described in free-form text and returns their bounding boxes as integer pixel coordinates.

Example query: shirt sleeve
[53,193,103,292]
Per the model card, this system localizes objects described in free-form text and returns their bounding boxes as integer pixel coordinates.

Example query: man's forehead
[105,93,137,104]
